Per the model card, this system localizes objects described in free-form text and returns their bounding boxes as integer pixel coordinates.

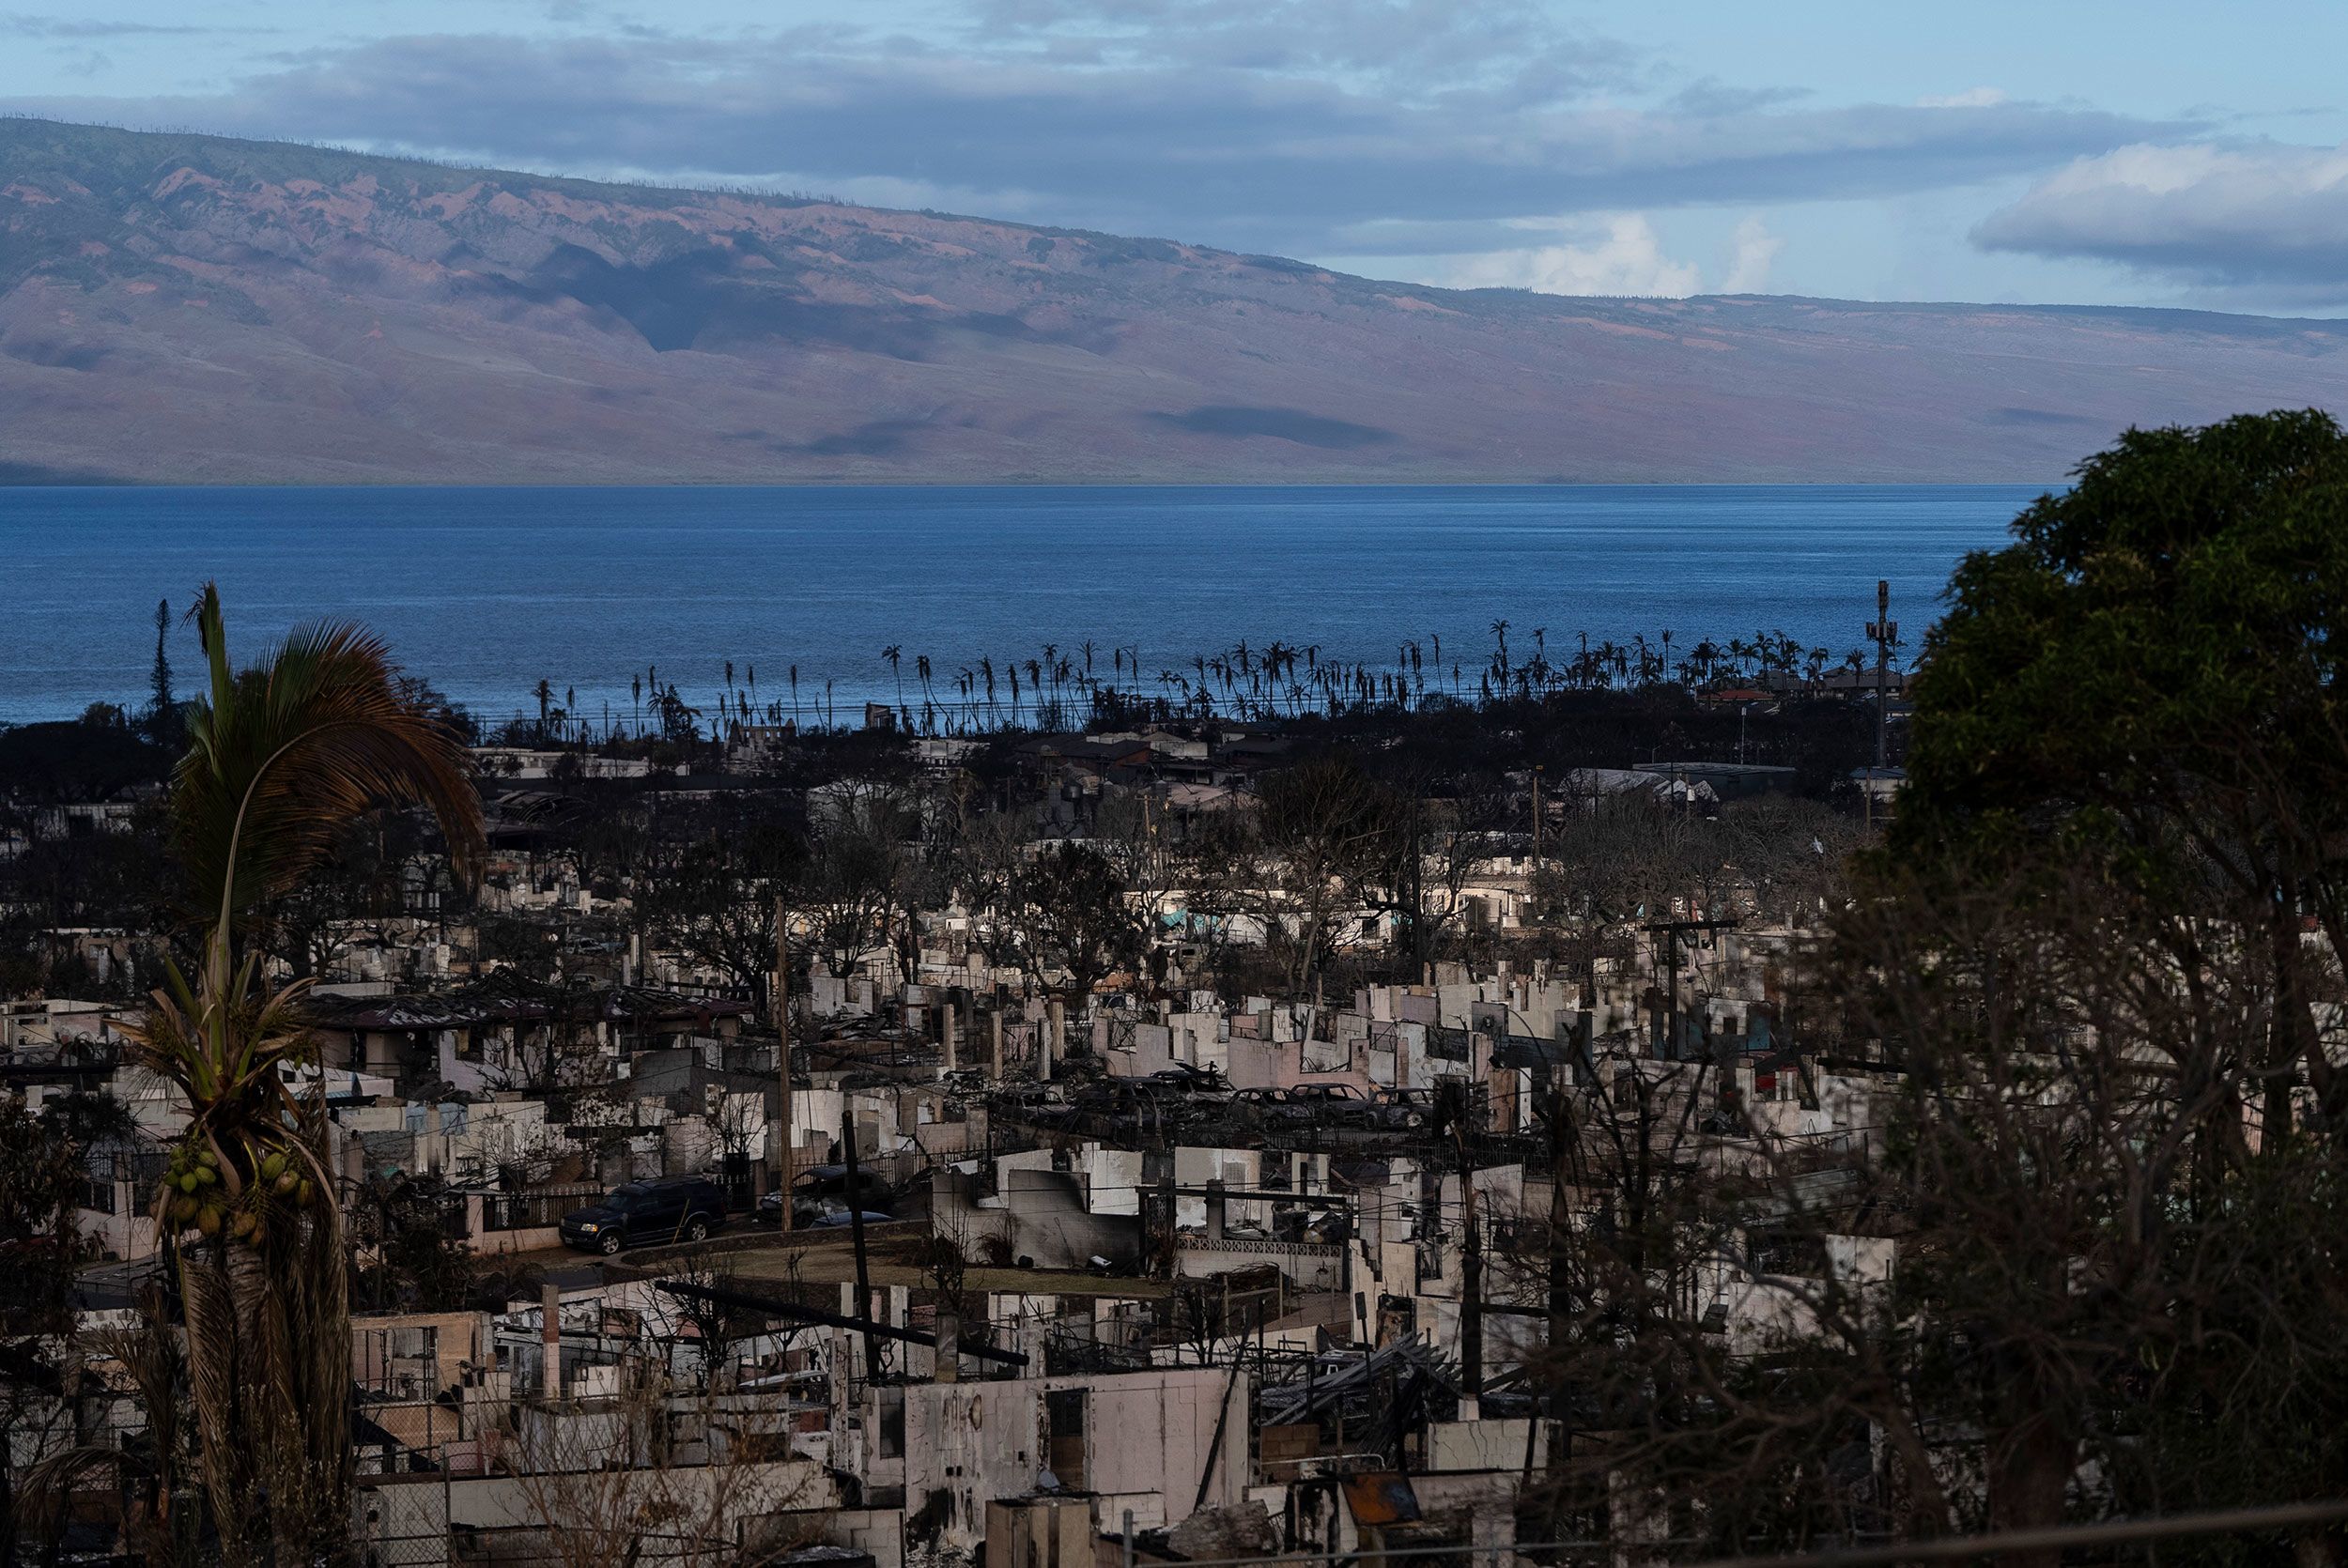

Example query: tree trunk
[176,1167,351,1567]
[1985,1413,2075,1568]
[179,1247,265,1563]
[2266,873,2315,1142]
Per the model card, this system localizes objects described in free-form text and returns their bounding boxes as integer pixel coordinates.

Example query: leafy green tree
[0,720,168,803]
[1897,409,2348,1137]
[1870,413,2348,1558]
[147,596,182,750]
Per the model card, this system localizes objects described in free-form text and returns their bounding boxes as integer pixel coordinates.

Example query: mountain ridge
[6,116,2348,484]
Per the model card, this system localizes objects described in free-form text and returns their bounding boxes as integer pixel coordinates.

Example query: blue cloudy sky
[6,0,2347,312]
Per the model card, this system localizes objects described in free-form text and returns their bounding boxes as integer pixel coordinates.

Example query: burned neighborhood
[8,424,2348,1568]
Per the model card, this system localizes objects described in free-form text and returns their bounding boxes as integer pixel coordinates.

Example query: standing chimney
[935,1314,960,1384]
[1044,997,1064,1081]
[540,1282,562,1398]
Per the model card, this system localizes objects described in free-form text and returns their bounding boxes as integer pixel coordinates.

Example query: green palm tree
[126,584,483,1565]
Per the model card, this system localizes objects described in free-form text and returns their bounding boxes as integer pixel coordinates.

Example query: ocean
[0,484,2042,729]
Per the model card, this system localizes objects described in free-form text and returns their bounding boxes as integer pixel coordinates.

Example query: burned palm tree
[126,584,484,1565]
[883,644,906,721]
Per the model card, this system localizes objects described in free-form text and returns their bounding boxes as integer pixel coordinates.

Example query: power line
[1699,1498,2348,1568]
[1134,1497,2348,1568]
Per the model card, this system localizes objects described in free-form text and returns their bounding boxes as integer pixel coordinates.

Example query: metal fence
[479,1183,604,1233]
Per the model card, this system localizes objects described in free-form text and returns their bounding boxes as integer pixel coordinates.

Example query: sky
[5,0,2348,312]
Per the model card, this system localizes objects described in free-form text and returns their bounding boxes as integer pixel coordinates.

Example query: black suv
[561,1176,728,1254]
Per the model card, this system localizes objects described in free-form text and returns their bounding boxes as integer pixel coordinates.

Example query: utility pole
[1664,925,1678,1058]
[1543,1018,1582,1478]
[1402,795,1429,983]
[1865,579,1898,828]
[841,1111,883,1385]
[1455,1119,1482,1417]
[774,899,794,1233]
[1530,764,1544,874]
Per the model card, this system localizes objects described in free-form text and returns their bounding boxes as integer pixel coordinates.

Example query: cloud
[1722,215,1783,292]
[0,8,2193,261]
[1440,215,1704,298]
[1410,210,1784,299]
[0,12,236,37]
[1974,140,2348,296]
[966,0,1645,108]
[1918,87,2008,110]
[1665,79,1814,116]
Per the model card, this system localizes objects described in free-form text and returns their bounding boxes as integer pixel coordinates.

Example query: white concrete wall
[904,1367,1248,1554]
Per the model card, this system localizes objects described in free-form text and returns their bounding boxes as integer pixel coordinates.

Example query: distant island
[5,116,2348,484]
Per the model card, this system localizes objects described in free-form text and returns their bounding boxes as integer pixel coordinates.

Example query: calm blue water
[0,485,2040,728]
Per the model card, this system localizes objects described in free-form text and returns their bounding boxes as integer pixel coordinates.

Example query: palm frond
[175,581,484,942]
